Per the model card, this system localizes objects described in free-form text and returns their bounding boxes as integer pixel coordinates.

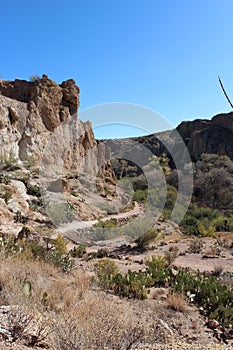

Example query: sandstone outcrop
[0,75,111,176]
[0,76,117,233]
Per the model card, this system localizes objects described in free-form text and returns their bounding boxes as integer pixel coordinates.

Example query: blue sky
[1,0,233,138]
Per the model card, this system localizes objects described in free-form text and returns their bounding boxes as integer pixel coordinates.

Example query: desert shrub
[52,295,145,350]
[5,305,51,346]
[0,151,19,170]
[172,269,233,327]
[164,185,178,211]
[146,255,166,269]
[26,155,36,168]
[135,228,158,248]
[188,238,203,253]
[0,173,10,185]
[95,258,118,288]
[92,219,119,241]
[0,187,13,204]
[197,224,216,237]
[145,255,173,286]
[164,245,179,265]
[47,252,74,273]
[96,248,109,258]
[96,218,117,229]
[194,154,233,210]
[98,202,118,214]
[30,75,41,82]
[120,217,152,241]
[14,210,28,224]
[53,234,67,256]
[132,189,147,203]
[17,176,43,197]
[212,216,230,231]
[0,235,19,257]
[130,174,147,191]
[70,244,86,258]
[0,235,74,273]
[27,183,42,197]
[95,259,152,299]
[112,270,152,299]
[181,205,225,236]
[166,292,186,312]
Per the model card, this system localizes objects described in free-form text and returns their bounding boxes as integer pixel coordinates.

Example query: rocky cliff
[0,75,96,168]
[177,111,233,161]
[0,76,117,234]
[105,111,233,178]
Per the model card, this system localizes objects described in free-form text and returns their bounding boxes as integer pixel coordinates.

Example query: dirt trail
[53,202,143,239]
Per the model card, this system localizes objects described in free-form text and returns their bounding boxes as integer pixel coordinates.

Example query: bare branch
[218,75,233,109]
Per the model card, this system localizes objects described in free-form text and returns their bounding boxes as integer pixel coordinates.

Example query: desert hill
[0,76,232,350]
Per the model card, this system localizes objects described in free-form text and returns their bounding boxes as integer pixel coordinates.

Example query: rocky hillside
[177,112,233,161]
[105,111,233,178]
[0,76,119,236]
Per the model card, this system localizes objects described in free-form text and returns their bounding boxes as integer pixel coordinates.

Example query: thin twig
[218,75,233,109]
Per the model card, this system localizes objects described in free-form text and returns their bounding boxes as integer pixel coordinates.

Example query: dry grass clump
[4,305,51,346]
[0,253,187,348]
[202,244,221,257]
[188,238,204,253]
[166,292,187,312]
[0,255,146,349]
[0,255,90,309]
[212,264,224,277]
[51,293,145,350]
[217,232,233,247]
[164,245,179,265]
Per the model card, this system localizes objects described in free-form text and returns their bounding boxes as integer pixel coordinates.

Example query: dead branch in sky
[218,75,233,109]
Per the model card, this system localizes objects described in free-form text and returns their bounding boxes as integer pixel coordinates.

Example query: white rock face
[10,180,29,201]
[0,77,105,178]
[0,76,117,230]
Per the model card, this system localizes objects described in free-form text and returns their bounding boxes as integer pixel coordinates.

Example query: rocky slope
[104,111,233,178]
[177,112,233,161]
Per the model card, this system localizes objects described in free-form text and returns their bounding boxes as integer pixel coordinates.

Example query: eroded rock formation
[177,111,233,161]
[0,75,110,176]
[0,76,117,230]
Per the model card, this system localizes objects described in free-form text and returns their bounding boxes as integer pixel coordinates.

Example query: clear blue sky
[1,0,233,138]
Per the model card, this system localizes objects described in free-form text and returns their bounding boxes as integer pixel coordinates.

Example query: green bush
[47,252,74,273]
[70,243,87,258]
[0,151,19,170]
[145,255,173,286]
[93,253,233,330]
[135,228,158,248]
[53,234,67,256]
[132,189,147,203]
[181,205,227,236]
[0,187,13,204]
[112,270,151,299]
[95,258,118,288]
[0,174,10,185]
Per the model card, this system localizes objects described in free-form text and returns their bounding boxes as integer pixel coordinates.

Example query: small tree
[53,234,67,256]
